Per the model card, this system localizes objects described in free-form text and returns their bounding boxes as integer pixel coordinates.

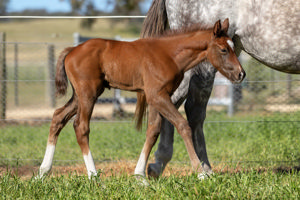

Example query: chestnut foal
[38,19,245,179]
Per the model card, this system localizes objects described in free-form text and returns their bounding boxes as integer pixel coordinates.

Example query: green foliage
[113,0,144,14]
[0,0,9,15]
[243,58,269,94]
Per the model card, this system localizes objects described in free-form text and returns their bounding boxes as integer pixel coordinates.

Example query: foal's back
[65,37,183,91]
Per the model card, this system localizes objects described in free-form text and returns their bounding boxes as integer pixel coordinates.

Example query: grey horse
[135,0,300,178]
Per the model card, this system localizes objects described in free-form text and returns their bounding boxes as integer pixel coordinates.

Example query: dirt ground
[0,161,193,179]
[6,104,137,121]
[1,161,299,180]
[5,103,187,121]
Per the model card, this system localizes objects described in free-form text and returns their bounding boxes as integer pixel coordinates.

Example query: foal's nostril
[239,71,245,80]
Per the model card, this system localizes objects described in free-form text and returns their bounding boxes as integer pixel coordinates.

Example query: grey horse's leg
[184,73,215,177]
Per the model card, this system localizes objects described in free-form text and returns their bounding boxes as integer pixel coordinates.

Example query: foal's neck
[172,31,212,72]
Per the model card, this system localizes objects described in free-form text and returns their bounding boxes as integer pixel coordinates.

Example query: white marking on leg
[227,39,234,51]
[83,151,97,178]
[134,152,146,177]
[39,144,55,177]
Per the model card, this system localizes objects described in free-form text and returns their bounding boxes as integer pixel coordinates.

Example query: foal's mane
[161,23,212,37]
[154,23,213,38]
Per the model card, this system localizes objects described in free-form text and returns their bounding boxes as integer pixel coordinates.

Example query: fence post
[0,32,6,120]
[228,83,234,116]
[287,74,292,97]
[113,89,124,117]
[14,43,19,106]
[73,32,80,46]
[47,44,56,108]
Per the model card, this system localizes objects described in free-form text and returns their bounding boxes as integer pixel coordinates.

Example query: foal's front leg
[148,67,216,178]
[146,70,192,178]
[148,93,202,174]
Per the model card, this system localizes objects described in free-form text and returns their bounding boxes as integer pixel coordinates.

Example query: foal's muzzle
[235,70,246,84]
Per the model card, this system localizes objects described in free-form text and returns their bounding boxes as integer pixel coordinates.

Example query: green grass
[1,18,142,43]
[1,91,300,200]
[204,111,300,167]
[0,112,299,168]
[1,170,299,199]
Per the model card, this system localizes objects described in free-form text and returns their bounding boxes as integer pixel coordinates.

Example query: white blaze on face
[227,40,234,51]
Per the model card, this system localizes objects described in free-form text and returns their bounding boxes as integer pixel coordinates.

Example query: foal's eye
[220,48,227,54]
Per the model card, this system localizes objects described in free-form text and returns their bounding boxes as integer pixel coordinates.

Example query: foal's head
[207,19,245,83]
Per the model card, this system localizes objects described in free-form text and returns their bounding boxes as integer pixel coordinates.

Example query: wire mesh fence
[3,41,299,121]
[0,36,299,169]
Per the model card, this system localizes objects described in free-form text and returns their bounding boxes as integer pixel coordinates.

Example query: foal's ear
[213,20,222,37]
[221,18,229,34]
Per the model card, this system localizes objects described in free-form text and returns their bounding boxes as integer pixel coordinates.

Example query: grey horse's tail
[134,0,168,130]
[140,0,168,38]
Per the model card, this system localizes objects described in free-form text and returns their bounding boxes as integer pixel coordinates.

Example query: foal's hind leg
[73,82,103,178]
[147,118,174,178]
[39,95,78,177]
[134,106,162,178]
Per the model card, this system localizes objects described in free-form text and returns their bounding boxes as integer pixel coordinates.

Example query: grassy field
[1,112,299,167]
[1,18,142,43]
[0,112,300,199]
[1,171,299,199]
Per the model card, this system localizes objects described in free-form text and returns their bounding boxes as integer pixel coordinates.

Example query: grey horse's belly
[240,37,300,73]
[236,0,300,73]
[167,0,300,73]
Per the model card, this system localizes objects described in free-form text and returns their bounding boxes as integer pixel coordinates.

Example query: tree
[0,0,9,15]
[113,0,144,15]
[80,1,96,30]
[67,0,85,15]
[64,0,145,29]
[62,0,96,29]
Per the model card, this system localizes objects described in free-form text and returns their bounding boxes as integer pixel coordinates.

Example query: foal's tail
[140,0,168,38]
[134,0,168,130]
[135,92,147,131]
[55,47,75,96]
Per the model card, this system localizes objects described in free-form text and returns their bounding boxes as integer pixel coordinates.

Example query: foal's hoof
[34,172,48,181]
[134,174,150,186]
[34,175,45,182]
[90,176,106,189]
[197,171,213,180]
[147,163,161,179]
